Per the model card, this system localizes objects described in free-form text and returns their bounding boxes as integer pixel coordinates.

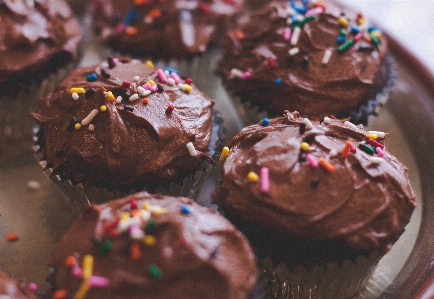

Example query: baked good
[214,111,416,298]
[32,57,216,199]
[0,270,38,299]
[218,0,392,124]
[49,191,257,299]
[91,0,244,60]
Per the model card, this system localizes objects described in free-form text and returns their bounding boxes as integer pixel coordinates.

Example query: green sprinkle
[358,143,375,155]
[99,241,113,254]
[337,40,354,53]
[145,218,158,231]
[369,33,380,45]
[295,15,317,28]
[340,29,347,36]
[148,264,162,278]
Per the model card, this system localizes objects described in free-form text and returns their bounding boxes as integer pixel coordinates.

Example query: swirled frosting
[0,0,82,84]
[218,1,388,121]
[0,270,37,299]
[215,111,416,252]
[91,0,243,59]
[50,192,257,299]
[32,58,215,191]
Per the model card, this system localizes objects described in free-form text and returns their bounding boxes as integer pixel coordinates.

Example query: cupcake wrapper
[33,110,226,217]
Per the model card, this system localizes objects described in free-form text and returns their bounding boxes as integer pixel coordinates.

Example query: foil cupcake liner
[33,110,226,217]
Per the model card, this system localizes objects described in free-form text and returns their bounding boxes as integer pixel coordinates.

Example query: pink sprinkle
[376,147,384,157]
[305,7,323,16]
[241,71,252,79]
[260,167,269,193]
[157,69,167,83]
[88,276,110,287]
[27,283,38,292]
[283,27,291,41]
[116,23,125,33]
[143,83,152,90]
[113,58,119,66]
[150,85,158,92]
[353,32,363,42]
[170,72,181,84]
[72,265,82,277]
[306,154,319,168]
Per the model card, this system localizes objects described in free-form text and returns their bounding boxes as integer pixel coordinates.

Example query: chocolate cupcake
[214,111,416,299]
[218,0,393,125]
[49,191,257,299]
[0,270,38,299]
[32,57,223,206]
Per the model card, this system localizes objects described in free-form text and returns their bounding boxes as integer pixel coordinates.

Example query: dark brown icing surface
[218,1,389,121]
[215,111,416,253]
[50,192,257,299]
[32,58,215,191]
[0,270,37,299]
[0,0,82,84]
[92,0,243,59]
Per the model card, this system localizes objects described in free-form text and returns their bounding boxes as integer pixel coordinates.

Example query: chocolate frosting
[218,1,388,120]
[215,111,416,253]
[0,270,37,299]
[0,0,82,83]
[50,192,257,299]
[91,0,243,59]
[32,58,215,191]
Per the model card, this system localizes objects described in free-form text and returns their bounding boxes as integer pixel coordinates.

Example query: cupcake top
[50,192,257,299]
[0,0,82,85]
[218,0,389,121]
[32,58,215,191]
[0,270,37,299]
[215,111,416,253]
[91,0,243,59]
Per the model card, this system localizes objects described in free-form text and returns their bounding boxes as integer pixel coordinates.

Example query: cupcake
[214,111,416,298]
[218,0,393,125]
[0,270,38,299]
[32,57,222,205]
[49,191,257,299]
[0,0,82,142]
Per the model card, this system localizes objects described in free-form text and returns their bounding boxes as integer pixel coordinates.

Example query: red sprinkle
[198,2,211,13]
[6,233,18,242]
[267,57,276,69]
[184,78,193,85]
[130,199,138,210]
[166,105,175,114]
[178,236,187,247]
[367,138,384,149]
[122,81,131,88]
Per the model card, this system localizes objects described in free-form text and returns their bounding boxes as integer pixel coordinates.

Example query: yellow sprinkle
[144,235,156,246]
[145,60,154,68]
[247,171,259,182]
[371,30,382,39]
[82,255,94,279]
[338,16,348,27]
[151,207,167,216]
[357,18,365,25]
[120,211,130,220]
[74,123,82,130]
[106,91,115,100]
[184,84,192,93]
[300,142,310,151]
[100,105,107,112]
[219,147,229,161]
[142,201,150,209]
[367,134,378,139]
[148,80,155,86]
[70,88,85,94]
[74,281,90,299]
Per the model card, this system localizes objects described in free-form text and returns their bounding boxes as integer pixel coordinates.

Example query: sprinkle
[129,93,139,102]
[376,147,385,157]
[82,255,94,278]
[359,143,375,155]
[306,154,319,168]
[74,281,90,299]
[70,88,85,94]
[288,47,299,56]
[85,88,95,98]
[141,89,152,96]
[149,8,162,18]
[122,81,131,88]
[353,32,363,42]
[88,276,110,288]
[199,2,211,13]
[81,109,99,126]
[219,146,229,161]
[124,105,134,112]
[72,92,80,100]
[67,117,78,132]
[322,49,333,64]
[367,138,384,149]
[144,235,156,246]
[338,16,349,27]
[181,205,191,214]
[247,171,259,182]
[74,123,82,130]
[145,219,158,231]
[99,241,113,254]
[235,30,244,40]
[137,86,145,94]
[303,118,313,130]
[148,264,162,279]
[72,265,82,277]
[275,78,282,85]
[156,69,167,83]
[130,242,141,260]
[319,159,335,173]
[106,91,115,102]
[184,84,192,93]
[167,78,175,86]
[178,236,187,247]
[170,72,181,84]
[369,157,383,164]
[126,26,138,35]
[338,40,354,53]
[267,57,276,69]
[65,255,77,267]
[341,141,352,158]
[53,289,68,299]
[323,116,331,124]
[28,283,38,292]
[260,167,270,193]
[283,27,291,41]
[370,33,380,45]
[230,68,243,78]
[86,73,98,82]
[241,71,252,79]
[107,57,116,69]
[100,69,111,79]
[299,122,306,134]
[100,105,107,112]
[371,30,382,39]
[290,26,301,45]
[6,233,18,242]
[305,6,323,16]
[145,60,154,68]
[186,142,197,156]
[368,131,386,138]
[142,97,149,104]
[344,121,357,131]
[260,118,270,126]
[115,96,122,104]
[166,105,175,114]
[329,149,338,157]
[185,78,193,85]
[133,76,140,82]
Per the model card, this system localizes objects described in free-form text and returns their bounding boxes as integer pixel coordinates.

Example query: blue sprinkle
[260,118,270,126]
[274,78,282,85]
[351,26,360,34]
[291,14,299,24]
[123,9,140,26]
[292,5,307,14]
[368,26,379,32]
[164,67,179,74]
[336,36,346,44]
[180,205,191,215]
[86,73,98,82]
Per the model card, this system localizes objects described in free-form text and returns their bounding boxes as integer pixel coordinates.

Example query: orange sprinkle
[235,30,245,40]
[126,26,138,35]
[6,233,18,242]
[134,0,147,5]
[131,242,141,260]
[142,97,149,104]
[313,1,325,9]
[65,256,76,267]
[150,9,162,18]
[364,34,372,42]
[53,289,68,299]
[341,141,352,158]
[319,159,335,173]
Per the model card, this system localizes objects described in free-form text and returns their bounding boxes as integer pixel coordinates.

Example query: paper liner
[33,110,226,217]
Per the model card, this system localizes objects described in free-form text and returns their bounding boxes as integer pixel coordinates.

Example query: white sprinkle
[164,70,170,77]
[322,49,333,65]
[133,76,140,82]
[368,131,386,138]
[290,26,301,45]
[116,96,123,104]
[303,118,313,130]
[167,78,176,86]
[88,124,95,131]
[369,157,383,164]
[329,149,338,157]
[81,109,99,126]
[323,117,331,124]
[288,47,299,56]
[129,93,139,102]
[144,15,153,24]
[72,92,79,100]
[178,83,187,91]
[141,89,151,96]
[186,142,197,156]
[26,0,35,7]
[137,86,145,94]
[27,180,40,190]
[130,227,144,240]
[344,121,358,131]
[230,68,244,78]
